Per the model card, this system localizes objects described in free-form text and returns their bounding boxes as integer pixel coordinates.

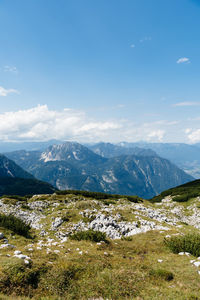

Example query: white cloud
[173,102,200,107]
[186,129,200,143]
[0,86,19,97]
[4,66,18,74]
[130,44,135,48]
[0,105,122,142]
[147,130,165,142]
[0,105,172,143]
[185,128,192,134]
[176,57,190,64]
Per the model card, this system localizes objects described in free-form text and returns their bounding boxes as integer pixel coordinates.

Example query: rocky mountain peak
[40,141,106,164]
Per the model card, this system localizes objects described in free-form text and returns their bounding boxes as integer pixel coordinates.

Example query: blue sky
[0,0,200,143]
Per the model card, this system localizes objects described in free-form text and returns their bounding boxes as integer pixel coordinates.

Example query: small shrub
[121,236,133,241]
[0,214,31,238]
[2,198,18,205]
[0,261,48,296]
[21,203,31,210]
[1,195,27,201]
[103,199,116,206]
[173,193,199,202]
[75,200,95,210]
[56,189,142,203]
[188,296,199,300]
[62,211,77,222]
[149,268,174,281]
[70,229,108,243]
[126,195,143,202]
[47,252,58,262]
[172,194,189,202]
[42,264,83,296]
[82,215,96,223]
[164,233,200,257]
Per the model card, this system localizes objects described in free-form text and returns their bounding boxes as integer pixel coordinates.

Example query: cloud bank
[0,105,169,143]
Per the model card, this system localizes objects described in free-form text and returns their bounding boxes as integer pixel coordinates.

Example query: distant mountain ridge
[2,140,200,178]
[5,141,193,199]
[0,139,63,152]
[116,142,200,178]
[88,142,157,158]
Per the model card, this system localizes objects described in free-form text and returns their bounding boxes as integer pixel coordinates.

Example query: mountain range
[116,142,200,178]
[1,139,200,178]
[5,141,193,199]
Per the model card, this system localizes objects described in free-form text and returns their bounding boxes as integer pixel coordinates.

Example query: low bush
[0,261,48,296]
[82,215,96,223]
[172,194,190,202]
[173,192,199,202]
[75,200,95,210]
[126,195,143,202]
[62,211,77,222]
[42,264,83,296]
[149,268,174,281]
[0,214,31,238]
[56,189,142,203]
[21,203,31,210]
[164,233,200,257]
[70,229,108,243]
[102,199,116,206]
[1,195,27,201]
[121,236,133,241]
[2,198,18,205]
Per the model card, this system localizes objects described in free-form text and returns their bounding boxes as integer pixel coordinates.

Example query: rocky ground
[1,193,200,299]
[0,193,200,242]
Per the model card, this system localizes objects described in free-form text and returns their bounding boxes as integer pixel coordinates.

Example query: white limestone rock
[51,217,64,230]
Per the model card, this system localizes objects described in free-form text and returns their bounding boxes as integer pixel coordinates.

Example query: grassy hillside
[0,189,199,299]
[151,179,200,203]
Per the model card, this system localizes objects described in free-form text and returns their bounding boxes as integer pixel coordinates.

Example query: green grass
[1,191,200,299]
[0,260,48,297]
[164,233,200,257]
[56,189,142,203]
[1,195,28,202]
[70,229,108,243]
[0,214,31,238]
[150,179,200,203]
[149,268,174,281]
[0,229,200,299]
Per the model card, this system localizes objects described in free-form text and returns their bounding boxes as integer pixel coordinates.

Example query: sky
[0,0,200,143]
